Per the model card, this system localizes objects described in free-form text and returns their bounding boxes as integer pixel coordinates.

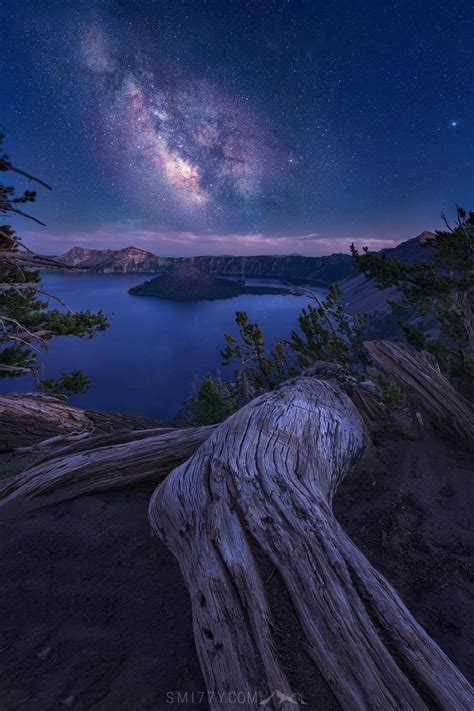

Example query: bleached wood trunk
[149,376,473,710]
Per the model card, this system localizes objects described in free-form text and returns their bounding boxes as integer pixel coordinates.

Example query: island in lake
[128,264,293,301]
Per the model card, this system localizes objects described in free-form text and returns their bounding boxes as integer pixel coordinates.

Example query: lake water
[1,272,320,419]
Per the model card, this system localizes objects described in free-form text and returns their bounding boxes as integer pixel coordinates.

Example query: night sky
[1,0,472,256]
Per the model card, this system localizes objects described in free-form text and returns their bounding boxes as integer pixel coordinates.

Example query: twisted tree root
[150,376,473,710]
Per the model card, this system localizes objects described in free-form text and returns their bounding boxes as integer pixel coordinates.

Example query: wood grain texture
[366,340,474,449]
[0,425,216,505]
[150,376,473,710]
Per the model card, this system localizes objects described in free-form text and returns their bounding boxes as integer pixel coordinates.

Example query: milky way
[80,22,289,228]
[2,0,471,253]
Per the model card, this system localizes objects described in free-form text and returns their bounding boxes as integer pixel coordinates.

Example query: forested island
[128,264,292,300]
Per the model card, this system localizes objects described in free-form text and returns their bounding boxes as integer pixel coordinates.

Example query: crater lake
[1,272,320,419]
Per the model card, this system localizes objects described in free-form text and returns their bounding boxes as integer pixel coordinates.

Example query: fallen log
[365,340,474,450]
[0,392,167,452]
[0,425,215,505]
[150,375,474,709]
[21,425,175,462]
[0,392,93,430]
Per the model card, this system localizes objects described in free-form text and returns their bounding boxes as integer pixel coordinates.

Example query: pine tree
[0,130,108,392]
[288,284,369,372]
[351,207,474,381]
[221,288,369,402]
[222,311,289,394]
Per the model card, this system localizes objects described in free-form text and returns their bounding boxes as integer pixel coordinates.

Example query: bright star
[451,120,458,127]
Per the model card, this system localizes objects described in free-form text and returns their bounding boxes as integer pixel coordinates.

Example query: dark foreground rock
[335,430,474,686]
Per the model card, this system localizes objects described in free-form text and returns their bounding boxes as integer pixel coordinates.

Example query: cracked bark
[149,376,473,710]
[0,425,216,505]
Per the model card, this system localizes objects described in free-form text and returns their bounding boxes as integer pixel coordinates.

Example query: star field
[1,0,472,255]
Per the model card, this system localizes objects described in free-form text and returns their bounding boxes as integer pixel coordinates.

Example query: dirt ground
[0,493,206,711]
[0,425,472,710]
[335,429,474,686]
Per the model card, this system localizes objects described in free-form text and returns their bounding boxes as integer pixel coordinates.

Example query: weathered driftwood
[0,393,97,453]
[366,340,474,450]
[0,425,215,506]
[150,376,473,710]
[302,362,386,425]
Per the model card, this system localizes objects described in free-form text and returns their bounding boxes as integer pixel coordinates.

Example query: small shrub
[38,370,90,398]
[187,374,236,425]
[0,458,34,479]
[371,374,406,408]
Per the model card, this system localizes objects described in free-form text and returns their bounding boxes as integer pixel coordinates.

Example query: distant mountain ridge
[60,246,173,273]
[58,245,354,284]
[58,232,435,288]
[341,231,436,314]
